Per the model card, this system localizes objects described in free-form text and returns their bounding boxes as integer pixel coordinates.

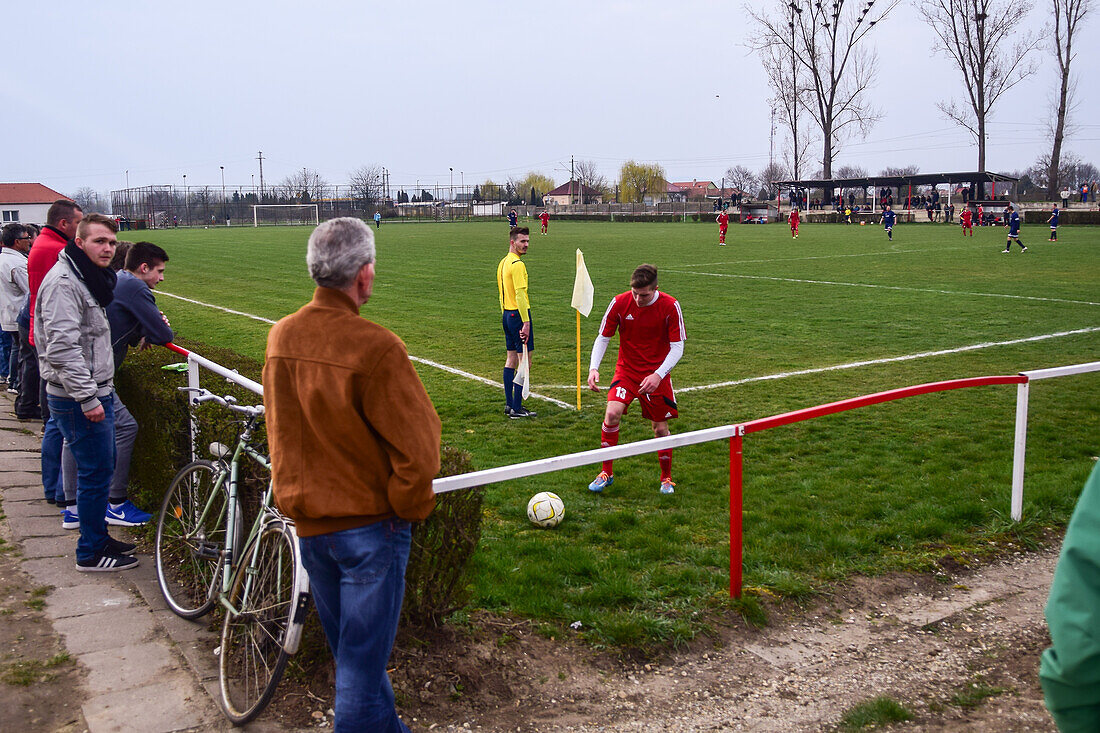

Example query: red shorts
[607,371,678,422]
[719,225,728,233]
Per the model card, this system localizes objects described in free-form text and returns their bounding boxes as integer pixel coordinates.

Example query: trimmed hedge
[117,339,482,629]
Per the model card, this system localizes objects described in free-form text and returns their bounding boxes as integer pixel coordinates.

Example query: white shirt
[0,247,29,331]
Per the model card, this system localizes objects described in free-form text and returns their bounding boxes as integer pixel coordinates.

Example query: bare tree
[574,160,609,201]
[880,165,921,176]
[349,164,384,206]
[278,168,328,202]
[748,0,897,184]
[70,186,106,213]
[760,38,816,179]
[756,161,790,199]
[916,0,1043,190]
[723,165,758,195]
[1046,0,1092,198]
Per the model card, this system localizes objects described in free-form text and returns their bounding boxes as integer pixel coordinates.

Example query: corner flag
[571,249,594,317]
[571,249,594,409]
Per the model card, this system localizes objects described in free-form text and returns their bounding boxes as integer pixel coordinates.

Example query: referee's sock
[503,367,516,411]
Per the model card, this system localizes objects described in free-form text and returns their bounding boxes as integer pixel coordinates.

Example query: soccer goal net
[252,204,320,227]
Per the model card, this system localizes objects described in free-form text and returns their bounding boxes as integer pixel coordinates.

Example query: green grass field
[134,218,1099,647]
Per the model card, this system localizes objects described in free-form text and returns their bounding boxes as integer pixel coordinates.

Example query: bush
[403,446,483,627]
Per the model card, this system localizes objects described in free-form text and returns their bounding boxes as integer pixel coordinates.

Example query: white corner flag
[571,249,594,317]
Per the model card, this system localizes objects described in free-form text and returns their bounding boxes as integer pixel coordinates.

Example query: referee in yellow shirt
[496,226,536,418]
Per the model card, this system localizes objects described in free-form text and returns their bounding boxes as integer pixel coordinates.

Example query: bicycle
[154,387,311,725]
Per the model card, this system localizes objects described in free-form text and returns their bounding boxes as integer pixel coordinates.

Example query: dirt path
[402,547,1059,732]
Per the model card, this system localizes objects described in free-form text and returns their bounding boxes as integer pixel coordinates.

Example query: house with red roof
[544,180,604,205]
[0,183,72,225]
[671,180,719,200]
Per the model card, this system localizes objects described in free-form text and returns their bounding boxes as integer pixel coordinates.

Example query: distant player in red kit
[538,210,550,235]
[788,207,800,238]
[960,207,973,236]
[716,209,729,245]
[587,264,685,496]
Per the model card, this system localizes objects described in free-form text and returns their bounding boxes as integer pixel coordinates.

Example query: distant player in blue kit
[1002,205,1027,253]
[507,209,518,228]
[1047,205,1059,241]
[880,204,896,240]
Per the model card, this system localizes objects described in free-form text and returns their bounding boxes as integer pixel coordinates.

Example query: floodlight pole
[220,166,226,225]
[182,174,188,227]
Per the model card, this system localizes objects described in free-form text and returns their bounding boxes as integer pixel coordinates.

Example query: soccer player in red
[788,207,800,238]
[960,207,973,236]
[586,264,685,495]
[538,210,549,235]
[716,209,729,245]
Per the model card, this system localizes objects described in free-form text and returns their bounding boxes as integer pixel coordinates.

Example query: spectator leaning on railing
[57,242,173,529]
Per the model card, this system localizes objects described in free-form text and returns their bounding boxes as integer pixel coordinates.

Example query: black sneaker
[509,406,538,419]
[104,535,137,556]
[76,552,139,572]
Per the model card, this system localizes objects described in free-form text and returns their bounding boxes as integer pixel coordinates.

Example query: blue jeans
[0,329,13,382]
[62,392,138,503]
[299,519,413,733]
[47,395,115,562]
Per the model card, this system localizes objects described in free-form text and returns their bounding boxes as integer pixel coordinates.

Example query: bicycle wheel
[218,520,301,724]
[155,460,232,619]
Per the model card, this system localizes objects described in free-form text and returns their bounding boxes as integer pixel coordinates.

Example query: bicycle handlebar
[178,387,265,417]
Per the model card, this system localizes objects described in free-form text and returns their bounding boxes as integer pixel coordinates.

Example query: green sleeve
[1040,461,1100,731]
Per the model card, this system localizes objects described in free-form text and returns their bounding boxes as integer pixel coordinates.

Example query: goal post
[252,204,320,227]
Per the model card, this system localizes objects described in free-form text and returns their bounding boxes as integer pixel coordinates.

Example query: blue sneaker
[588,471,613,493]
[61,508,80,530]
[106,500,152,527]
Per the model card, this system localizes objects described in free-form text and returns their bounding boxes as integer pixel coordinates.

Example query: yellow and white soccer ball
[527,491,565,528]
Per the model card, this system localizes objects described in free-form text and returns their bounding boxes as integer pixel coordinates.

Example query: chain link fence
[109,184,733,229]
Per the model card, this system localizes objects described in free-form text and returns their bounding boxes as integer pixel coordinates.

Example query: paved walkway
[0,391,294,733]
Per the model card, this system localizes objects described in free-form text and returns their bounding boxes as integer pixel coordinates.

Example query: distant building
[671,180,718,200]
[545,181,604,205]
[0,183,71,225]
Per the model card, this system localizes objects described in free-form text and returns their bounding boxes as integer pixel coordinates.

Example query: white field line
[665,269,1100,307]
[676,245,967,268]
[157,291,574,410]
[537,326,1100,392]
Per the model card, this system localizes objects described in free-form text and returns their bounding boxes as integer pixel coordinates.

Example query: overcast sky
[4,0,1098,196]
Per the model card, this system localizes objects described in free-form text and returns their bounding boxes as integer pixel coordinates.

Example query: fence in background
[164,340,1099,599]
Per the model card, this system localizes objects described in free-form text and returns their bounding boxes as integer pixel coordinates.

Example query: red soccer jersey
[961,209,972,226]
[598,291,685,380]
[789,210,800,225]
[539,212,549,225]
[717,212,729,228]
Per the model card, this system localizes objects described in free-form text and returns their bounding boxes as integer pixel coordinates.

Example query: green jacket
[1041,461,1100,731]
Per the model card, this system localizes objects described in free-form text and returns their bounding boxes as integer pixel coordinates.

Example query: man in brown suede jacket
[264,217,440,733]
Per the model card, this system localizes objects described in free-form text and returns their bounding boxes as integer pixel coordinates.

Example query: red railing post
[729,427,744,598]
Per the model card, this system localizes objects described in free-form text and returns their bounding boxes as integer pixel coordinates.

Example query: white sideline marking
[157,291,573,410]
[678,327,1100,393]
[677,246,963,268]
[537,327,1100,393]
[666,269,1100,307]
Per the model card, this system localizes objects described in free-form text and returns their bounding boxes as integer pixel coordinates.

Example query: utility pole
[257,151,265,202]
[570,156,575,205]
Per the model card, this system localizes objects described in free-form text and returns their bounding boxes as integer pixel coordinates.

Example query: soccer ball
[527,491,565,528]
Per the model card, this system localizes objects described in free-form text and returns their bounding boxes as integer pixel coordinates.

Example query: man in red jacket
[27,200,83,509]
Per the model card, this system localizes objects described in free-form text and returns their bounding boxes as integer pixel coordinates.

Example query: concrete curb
[0,390,293,732]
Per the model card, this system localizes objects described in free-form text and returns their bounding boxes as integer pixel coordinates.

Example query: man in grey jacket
[35,213,137,571]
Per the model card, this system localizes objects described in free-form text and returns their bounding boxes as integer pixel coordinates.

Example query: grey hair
[306,217,376,289]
